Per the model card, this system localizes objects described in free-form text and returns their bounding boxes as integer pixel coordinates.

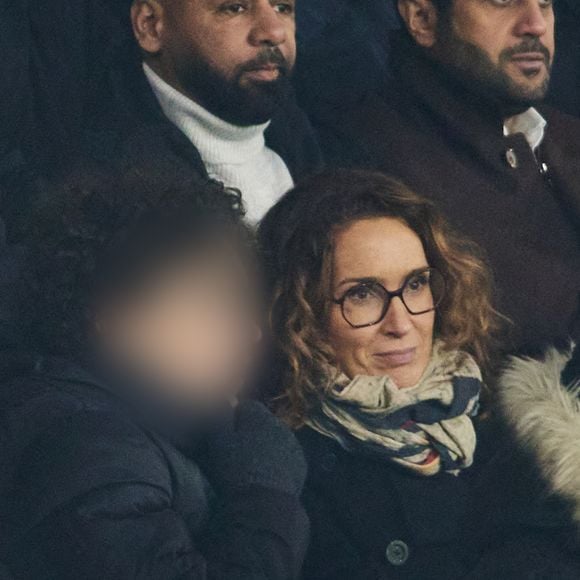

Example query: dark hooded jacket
[0,356,309,580]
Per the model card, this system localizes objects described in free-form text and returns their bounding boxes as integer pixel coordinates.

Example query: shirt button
[505,148,519,169]
[385,540,410,566]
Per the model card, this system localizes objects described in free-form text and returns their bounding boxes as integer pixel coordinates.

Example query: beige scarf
[306,342,482,476]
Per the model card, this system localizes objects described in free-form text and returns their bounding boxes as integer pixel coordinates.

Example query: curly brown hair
[259,170,504,426]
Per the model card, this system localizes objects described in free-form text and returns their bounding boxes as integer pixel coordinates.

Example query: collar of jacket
[385,39,580,234]
[386,35,541,183]
[32,354,227,454]
[498,347,580,529]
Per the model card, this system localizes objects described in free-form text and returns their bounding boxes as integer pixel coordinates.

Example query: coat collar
[33,355,229,453]
[385,36,540,185]
[104,50,319,182]
[498,347,580,529]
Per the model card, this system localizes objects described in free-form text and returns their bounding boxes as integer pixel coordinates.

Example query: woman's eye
[346,285,379,304]
[538,0,552,7]
[352,288,370,301]
[275,2,295,15]
[489,0,513,6]
[406,274,429,294]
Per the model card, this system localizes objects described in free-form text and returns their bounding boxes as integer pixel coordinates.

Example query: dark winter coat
[0,357,309,580]
[298,386,580,580]
[318,37,580,354]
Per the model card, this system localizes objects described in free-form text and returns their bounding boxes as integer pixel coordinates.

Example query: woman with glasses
[259,170,580,579]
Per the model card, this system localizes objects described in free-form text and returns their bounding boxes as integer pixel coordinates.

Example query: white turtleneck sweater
[144,64,294,224]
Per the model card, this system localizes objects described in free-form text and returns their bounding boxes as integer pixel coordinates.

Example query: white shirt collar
[143,63,271,164]
[503,107,547,152]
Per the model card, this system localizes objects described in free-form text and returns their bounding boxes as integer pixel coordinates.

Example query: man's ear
[398,0,439,48]
[132,0,165,55]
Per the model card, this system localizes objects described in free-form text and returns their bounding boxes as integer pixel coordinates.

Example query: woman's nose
[378,297,413,337]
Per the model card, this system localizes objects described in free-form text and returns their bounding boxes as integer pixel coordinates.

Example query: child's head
[24,170,261,408]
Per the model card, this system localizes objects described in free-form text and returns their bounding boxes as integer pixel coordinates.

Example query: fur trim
[498,346,580,525]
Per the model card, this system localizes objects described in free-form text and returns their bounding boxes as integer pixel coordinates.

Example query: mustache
[501,39,551,62]
[239,48,290,75]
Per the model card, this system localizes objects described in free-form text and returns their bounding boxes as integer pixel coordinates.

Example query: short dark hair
[21,167,249,358]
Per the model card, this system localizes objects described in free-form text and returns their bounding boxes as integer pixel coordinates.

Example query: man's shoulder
[316,87,431,171]
[317,88,403,135]
[266,93,324,176]
[84,119,206,175]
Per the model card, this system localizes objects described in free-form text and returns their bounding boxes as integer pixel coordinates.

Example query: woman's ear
[398,0,439,49]
[131,0,166,55]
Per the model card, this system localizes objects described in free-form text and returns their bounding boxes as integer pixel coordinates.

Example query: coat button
[386,540,410,566]
[320,452,337,473]
[505,148,519,169]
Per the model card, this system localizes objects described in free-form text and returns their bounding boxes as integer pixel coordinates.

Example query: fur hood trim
[498,346,580,524]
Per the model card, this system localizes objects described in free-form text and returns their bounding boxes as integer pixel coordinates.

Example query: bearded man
[320,0,580,355]
[121,0,320,223]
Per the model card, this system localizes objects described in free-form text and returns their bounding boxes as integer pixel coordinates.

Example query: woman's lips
[373,347,417,367]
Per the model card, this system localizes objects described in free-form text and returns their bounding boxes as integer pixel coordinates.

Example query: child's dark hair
[21,166,250,358]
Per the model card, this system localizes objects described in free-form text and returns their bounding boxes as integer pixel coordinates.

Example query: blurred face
[96,247,261,408]
[133,0,296,125]
[327,218,435,389]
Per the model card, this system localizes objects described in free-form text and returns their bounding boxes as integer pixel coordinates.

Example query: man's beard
[433,21,552,108]
[175,47,293,127]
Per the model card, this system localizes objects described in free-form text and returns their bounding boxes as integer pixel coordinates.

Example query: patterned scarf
[306,342,482,476]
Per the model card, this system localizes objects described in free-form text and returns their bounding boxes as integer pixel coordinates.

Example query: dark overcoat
[298,419,580,580]
[0,358,309,579]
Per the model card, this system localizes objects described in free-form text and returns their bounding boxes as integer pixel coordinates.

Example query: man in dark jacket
[119,0,321,224]
[3,0,321,237]
[319,0,580,354]
[0,0,321,238]
[0,170,308,579]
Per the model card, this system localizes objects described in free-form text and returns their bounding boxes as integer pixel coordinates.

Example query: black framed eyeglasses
[332,268,446,329]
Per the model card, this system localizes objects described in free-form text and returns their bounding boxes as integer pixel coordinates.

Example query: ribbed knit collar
[144,63,271,165]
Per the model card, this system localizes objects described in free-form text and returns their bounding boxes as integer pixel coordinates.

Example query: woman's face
[328,217,435,388]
